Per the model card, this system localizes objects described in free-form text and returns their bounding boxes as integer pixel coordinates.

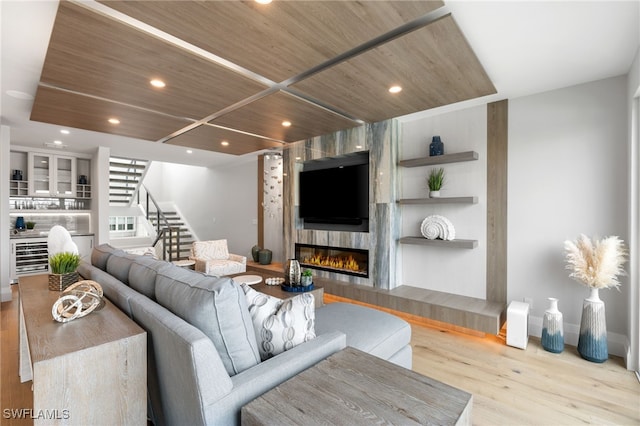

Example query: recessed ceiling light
[186,149,193,154]
[108,118,120,124]
[282,121,292,127]
[255,0,272,4]
[295,156,301,160]
[6,90,34,100]
[150,79,166,88]
[53,140,63,145]
[388,85,402,94]
[221,141,229,146]
[60,129,70,135]
[356,145,363,149]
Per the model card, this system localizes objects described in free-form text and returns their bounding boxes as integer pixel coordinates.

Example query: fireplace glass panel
[295,244,368,278]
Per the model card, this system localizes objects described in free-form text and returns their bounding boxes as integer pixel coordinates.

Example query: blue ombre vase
[541,297,564,353]
[577,288,608,363]
[429,136,444,156]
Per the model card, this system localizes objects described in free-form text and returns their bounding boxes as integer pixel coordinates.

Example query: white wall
[1,126,11,301]
[144,159,258,258]
[508,77,628,350]
[400,105,487,299]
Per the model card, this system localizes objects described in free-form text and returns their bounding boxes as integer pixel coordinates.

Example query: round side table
[172,259,196,270]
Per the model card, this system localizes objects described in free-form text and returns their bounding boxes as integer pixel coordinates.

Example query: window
[109,216,136,236]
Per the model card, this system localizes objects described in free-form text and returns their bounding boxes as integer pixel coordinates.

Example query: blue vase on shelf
[429,136,444,156]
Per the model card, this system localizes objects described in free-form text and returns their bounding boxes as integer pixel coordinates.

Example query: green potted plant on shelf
[301,268,313,286]
[49,252,81,291]
[427,167,445,198]
[25,221,36,230]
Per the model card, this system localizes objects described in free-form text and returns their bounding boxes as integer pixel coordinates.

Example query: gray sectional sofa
[77,244,412,425]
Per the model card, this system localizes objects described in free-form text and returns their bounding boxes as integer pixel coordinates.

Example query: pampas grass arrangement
[564,234,627,289]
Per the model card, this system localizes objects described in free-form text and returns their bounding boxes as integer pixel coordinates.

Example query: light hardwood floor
[2,285,638,425]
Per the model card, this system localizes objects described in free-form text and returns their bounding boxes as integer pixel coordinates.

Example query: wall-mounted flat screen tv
[299,162,369,225]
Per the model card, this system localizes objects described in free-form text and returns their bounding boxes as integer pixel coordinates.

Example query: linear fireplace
[295,243,368,278]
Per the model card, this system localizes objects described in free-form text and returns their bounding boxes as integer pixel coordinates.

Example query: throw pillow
[241,283,316,360]
[193,239,229,260]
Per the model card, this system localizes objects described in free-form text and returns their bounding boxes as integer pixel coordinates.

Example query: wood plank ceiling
[30,0,496,156]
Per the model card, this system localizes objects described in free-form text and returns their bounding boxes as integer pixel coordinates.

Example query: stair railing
[110,157,150,207]
[127,159,151,207]
[139,185,186,262]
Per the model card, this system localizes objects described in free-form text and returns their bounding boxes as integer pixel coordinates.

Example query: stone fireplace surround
[283,120,399,290]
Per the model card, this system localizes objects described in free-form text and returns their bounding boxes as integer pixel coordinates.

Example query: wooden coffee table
[241,347,472,425]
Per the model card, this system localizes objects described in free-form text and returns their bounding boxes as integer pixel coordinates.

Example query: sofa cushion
[314,302,411,361]
[91,243,118,271]
[128,256,171,300]
[155,268,260,376]
[106,251,137,285]
[241,284,316,360]
[89,266,140,317]
[192,239,229,260]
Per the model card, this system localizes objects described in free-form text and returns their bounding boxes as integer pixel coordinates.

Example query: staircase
[109,157,149,206]
[147,208,195,261]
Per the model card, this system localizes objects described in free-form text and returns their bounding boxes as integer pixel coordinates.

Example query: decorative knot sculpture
[52,280,105,323]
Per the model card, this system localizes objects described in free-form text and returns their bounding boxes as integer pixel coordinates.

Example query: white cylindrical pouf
[506,301,530,349]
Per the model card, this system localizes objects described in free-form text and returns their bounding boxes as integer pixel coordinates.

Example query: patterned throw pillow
[241,283,316,360]
[192,239,229,260]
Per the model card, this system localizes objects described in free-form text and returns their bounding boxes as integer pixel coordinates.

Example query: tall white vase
[577,288,608,363]
[541,297,564,353]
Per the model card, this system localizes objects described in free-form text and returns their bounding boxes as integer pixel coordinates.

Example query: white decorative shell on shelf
[420,215,456,241]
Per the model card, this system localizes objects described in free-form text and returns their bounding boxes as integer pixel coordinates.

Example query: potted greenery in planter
[26,221,36,230]
[49,252,81,291]
[427,167,445,198]
[301,268,313,286]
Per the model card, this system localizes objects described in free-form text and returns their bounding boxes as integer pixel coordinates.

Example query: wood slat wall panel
[486,100,508,303]
[293,15,496,122]
[100,0,444,82]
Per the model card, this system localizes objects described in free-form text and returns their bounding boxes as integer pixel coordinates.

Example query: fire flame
[302,254,364,273]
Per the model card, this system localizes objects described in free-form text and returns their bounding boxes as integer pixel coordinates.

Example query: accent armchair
[189,239,246,276]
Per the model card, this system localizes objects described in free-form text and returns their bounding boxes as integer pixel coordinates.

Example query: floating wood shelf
[399,151,479,168]
[399,237,478,249]
[397,196,478,205]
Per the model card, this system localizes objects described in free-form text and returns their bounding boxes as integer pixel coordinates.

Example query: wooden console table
[18,275,147,425]
[242,347,472,425]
